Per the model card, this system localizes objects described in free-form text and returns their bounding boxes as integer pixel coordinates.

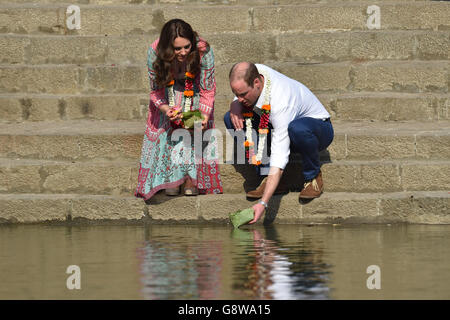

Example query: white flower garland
[245,70,271,164]
[167,83,192,113]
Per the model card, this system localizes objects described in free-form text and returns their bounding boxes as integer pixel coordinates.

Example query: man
[224,62,334,224]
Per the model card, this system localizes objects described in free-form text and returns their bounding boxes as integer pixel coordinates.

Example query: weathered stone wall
[0,0,449,224]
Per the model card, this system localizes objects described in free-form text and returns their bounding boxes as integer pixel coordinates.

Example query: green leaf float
[229,208,254,229]
[182,110,204,129]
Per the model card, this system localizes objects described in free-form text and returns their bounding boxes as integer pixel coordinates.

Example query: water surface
[0,223,449,299]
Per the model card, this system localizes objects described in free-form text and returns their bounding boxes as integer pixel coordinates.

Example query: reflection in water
[138,225,330,300]
[138,231,223,299]
[230,227,330,300]
[1,224,450,299]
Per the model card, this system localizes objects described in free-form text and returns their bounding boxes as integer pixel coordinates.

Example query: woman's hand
[166,108,182,122]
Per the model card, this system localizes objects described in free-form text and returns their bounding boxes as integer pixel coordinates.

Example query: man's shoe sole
[298,191,323,199]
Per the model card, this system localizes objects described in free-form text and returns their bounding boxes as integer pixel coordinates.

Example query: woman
[135,19,223,199]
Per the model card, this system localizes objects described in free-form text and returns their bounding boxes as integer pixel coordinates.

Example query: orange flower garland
[166,71,197,127]
[242,70,271,166]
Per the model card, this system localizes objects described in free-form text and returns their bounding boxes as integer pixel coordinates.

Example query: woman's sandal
[184,187,199,196]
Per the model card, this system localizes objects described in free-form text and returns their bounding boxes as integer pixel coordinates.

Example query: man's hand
[249,203,266,224]
[230,100,244,130]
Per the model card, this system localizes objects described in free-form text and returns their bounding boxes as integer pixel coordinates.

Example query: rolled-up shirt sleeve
[269,114,291,170]
[147,45,168,109]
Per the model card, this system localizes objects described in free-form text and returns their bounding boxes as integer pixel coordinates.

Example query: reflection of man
[224,62,334,224]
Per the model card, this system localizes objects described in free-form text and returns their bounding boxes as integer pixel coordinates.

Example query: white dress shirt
[244,64,330,172]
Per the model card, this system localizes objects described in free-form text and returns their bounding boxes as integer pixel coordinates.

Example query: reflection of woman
[135,19,223,199]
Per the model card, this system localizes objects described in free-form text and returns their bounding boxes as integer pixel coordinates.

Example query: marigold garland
[167,71,197,127]
[242,70,271,166]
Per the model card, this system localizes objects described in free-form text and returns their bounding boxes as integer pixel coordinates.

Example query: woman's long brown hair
[154,19,205,87]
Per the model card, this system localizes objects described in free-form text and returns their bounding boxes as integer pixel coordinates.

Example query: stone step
[2,30,448,65]
[1,60,448,95]
[0,2,448,36]
[0,191,449,224]
[0,0,423,5]
[1,158,449,195]
[0,120,449,161]
[1,92,448,123]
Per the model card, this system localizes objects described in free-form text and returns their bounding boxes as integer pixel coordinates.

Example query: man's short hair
[229,62,261,88]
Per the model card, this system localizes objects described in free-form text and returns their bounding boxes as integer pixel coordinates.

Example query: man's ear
[253,77,260,89]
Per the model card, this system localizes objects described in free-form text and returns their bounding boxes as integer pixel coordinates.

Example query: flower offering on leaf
[229,208,254,228]
[182,110,204,129]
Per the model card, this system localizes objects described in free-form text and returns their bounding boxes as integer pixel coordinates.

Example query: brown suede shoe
[299,171,324,199]
[246,177,289,199]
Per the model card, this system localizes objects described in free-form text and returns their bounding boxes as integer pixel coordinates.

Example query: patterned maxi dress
[135,38,223,200]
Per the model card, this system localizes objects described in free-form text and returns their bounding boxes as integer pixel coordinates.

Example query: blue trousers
[224,111,334,181]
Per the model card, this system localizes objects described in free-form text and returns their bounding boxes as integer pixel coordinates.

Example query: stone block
[253,5,365,33]
[97,7,158,36]
[208,33,275,65]
[0,66,80,94]
[0,98,23,122]
[10,135,82,160]
[321,163,355,192]
[355,163,401,192]
[162,6,249,34]
[329,94,437,121]
[379,193,450,224]
[275,63,351,92]
[146,195,199,221]
[437,97,449,120]
[347,135,416,160]
[81,65,148,93]
[0,164,42,193]
[28,36,107,64]
[381,2,450,31]
[198,194,251,222]
[70,196,145,220]
[351,61,448,93]
[23,97,61,121]
[0,7,61,35]
[326,134,346,160]
[415,32,450,60]
[215,64,234,97]
[349,31,415,61]
[0,35,28,64]
[401,163,450,191]
[0,195,68,223]
[75,135,143,160]
[416,135,450,160]
[106,35,151,64]
[63,95,148,120]
[277,32,351,63]
[301,193,380,222]
[42,163,133,195]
